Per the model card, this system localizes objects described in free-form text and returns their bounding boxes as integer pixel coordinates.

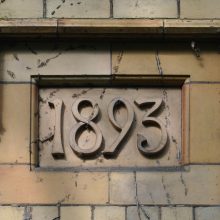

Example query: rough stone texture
[47,0,110,18]
[0,84,37,164]
[30,206,59,220]
[0,0,43,18]
[112,43,159,75]
[58,19,164,34]
[164,19,220,34]
[158,43,220,81]
[136,166,220,205]
[61,206,91,220]
[127,206,159,220]
[190,84,220,163]
[0,206,24,220]
[113,0,178,18]
[195,207,220,220]
[110,173,136,204]
[0,42,111,82]
[0,165,108,204]
[112,43,220,81]
[94,206,125,220]
[161,207,193,220]
[181,0,220,19]
[0,19,57,34]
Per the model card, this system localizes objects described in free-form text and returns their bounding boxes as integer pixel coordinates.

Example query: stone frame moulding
[30,75,190,172]
[0,19,220,39]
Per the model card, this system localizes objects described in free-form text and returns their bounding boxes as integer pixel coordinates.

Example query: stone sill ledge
[0,19,220,38]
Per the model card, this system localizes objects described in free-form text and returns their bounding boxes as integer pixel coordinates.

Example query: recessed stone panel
[38,85,182,169]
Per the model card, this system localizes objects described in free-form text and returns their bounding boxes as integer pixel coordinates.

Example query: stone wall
[1,0,220,19]
[0,0,220,220]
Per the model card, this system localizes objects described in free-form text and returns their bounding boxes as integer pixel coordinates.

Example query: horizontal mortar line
[0,80,219,85]
[188,81,220,85]
[0,203,220,207]
[0,81,36,85]
[0,163,31,166]
[190,163,220,165]
[33,165,189,173]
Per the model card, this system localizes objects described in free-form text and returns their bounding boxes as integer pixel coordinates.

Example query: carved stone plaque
[38,87,182,169]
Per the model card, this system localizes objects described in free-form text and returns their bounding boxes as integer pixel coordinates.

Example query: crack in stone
[161,175,171,204]
[99,88,106,100]
[37,52,62,68]
[113,50,124,74]
[134,172,151,220]
[7,70,16,79]
[51,0,66,15]
[180,172,188,196]
[72,89,91,98]
[25,42,38,55]
[13,53,19,61]
[155,50,163,75]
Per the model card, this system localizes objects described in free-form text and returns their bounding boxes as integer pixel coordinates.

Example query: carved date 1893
[48,97,168,159]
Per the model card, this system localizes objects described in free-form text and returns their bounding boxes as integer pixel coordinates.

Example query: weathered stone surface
[39,87,182,169]
[0,165,108,204]
[159,43,220,81]
[161,207,193,220]
[0,0,43,18]
[0,84,37,164]
[181,0,220,19]
[61,206,91,220]
[0,19,57,34]
[30,206,59,220]
[112,43,159,75]
[47,0,110,18]
[94,206,125,220]
[164,19,220,34]
[190,84,220,163]
[195,207,220,220]
[113,0,178,18]
[112,43,220,81]
[127,206,159,220]
[0,42,110,82]
[58,19,163,34]
[110,173,136,204]
[136,165,220,205]
[0,206,24,220]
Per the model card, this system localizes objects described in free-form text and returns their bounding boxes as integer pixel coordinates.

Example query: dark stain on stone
[56,4,61,9]
[7,70,15,79]
[39,96,47,104]
[37,52,62,68]
[0,0,6,3]
[191,41,201,58]
[155,49,163,75]
[26,66,32,70]
[49,89,59,98]
[161,175,171,204]
[100,88,106,99]
[51,0,66,15]
[25,42,38,55]
[13,53,19,61]
[113,50,124,74]
[72,89,90,98]
[180,172,188,196]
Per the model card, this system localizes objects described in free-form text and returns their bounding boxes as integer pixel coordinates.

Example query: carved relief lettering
[39,88,182,169]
